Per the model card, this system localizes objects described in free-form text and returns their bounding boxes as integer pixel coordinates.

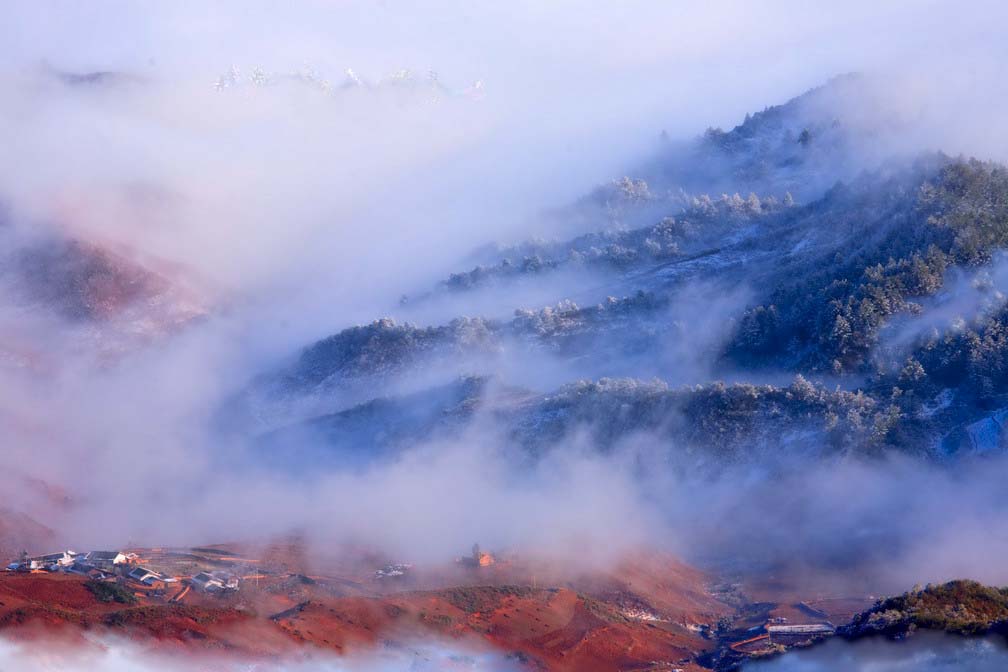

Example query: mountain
[0,225,206,360]
[230,75,1008,470]
[8,69,1008,672]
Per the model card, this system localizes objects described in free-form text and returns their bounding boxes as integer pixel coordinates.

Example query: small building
[84,551,128,569]
[767,623,836,645]
[191,571,238,592]
[191,572,225,592]
[767,623,835,635]
[375,563,412,579]
[29,550,78,572]
[458,544,495,569]
[69,559,95,574]
[212,571,239,590]
[128,566,165,586]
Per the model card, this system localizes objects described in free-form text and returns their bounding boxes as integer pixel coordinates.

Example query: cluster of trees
[652,76,869,203]
[511,291,667,340]
[280,291,673,395]
[85,579,137,605]
[442,254,561,291]
[286,316,497,391]
[591,176,654,204]
[441,190,790,293]
[843,580,1008,638]
[889,303,1008,407]
[728,158,1008,377]
[511,375,903,459]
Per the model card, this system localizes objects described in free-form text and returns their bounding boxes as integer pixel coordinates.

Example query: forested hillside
[234,75,1008,468]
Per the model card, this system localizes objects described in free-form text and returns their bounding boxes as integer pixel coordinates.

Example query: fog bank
[1,0,1008,581]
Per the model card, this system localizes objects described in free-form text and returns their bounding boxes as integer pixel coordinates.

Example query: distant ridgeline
[231,74,1008,468]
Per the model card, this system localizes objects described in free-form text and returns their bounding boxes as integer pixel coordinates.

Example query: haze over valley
[2,2,1008,670]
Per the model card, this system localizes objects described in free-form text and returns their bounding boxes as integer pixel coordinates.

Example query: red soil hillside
[568,551,728,624]
[16,238,169,321]
[0,546,733,671]
[0,572,285,653]
[4,233,206,351]
[269,585,714,671]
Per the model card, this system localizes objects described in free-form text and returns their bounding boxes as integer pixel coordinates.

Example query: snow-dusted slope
[232,77,1008,470]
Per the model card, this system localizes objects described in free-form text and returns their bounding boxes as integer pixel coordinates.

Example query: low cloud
[0,0,1007,599]
[0,634,519,671]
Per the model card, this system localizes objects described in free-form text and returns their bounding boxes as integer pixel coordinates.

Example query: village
[5,547,245,602]
[4,541,502,604]
[0,540,889,670]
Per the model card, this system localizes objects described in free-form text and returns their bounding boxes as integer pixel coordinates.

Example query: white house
[191,571,237,592]
[30,550,78,571]
[84,551,128,569]
[191,572,225,592]
[128,567,164,585]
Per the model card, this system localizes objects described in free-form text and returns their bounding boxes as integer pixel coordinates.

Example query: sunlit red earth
[0,512,882,672]
[0,548,720,671]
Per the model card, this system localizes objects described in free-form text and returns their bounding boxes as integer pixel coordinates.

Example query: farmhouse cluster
[5,548,241,598]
